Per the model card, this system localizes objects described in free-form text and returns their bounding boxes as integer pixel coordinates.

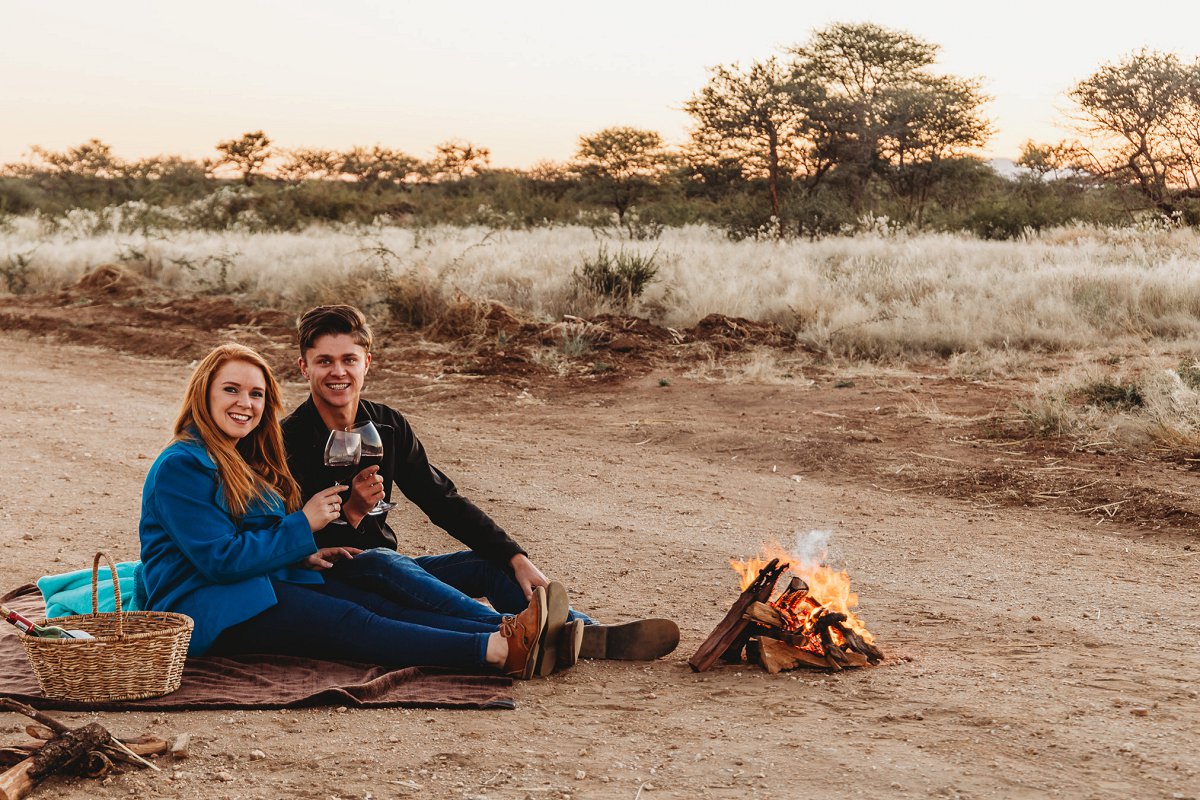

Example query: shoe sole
[536,581,570,677]
[579,619,680,661]
[517,586,548,680]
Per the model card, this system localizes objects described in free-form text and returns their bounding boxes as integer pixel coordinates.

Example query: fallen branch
[0,698,168,799]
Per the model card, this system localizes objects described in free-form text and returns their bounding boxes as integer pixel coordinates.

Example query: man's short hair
[297,305,373,356]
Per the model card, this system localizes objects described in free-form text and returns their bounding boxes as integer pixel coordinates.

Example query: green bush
[574,246,658,306]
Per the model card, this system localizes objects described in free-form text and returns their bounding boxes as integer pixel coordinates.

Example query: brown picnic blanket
[0,584,514,711]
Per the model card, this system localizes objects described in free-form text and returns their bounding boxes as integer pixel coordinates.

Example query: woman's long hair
[171,343,301,518]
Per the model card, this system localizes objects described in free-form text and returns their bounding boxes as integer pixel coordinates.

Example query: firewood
[20,729,50,744]
[742,601,785,628]
[812,610,848,634]
[0,759,35,800]
[0,723,111,800]
[831,622,884,663]
[755,637,840,673]
[690,558,787,672]
[777,576,809,603]
[0,702,68,736]
[30,722,110,777]
[839,650,870,667]
[80,751,113,779]
[720,620,765,663]
[121,739,171,757]
[824,640,851,666]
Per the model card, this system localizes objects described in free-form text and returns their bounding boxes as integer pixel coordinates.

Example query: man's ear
[297,355,309,378]
[364,352,372,373]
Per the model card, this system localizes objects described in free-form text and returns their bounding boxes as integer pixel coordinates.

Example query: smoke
[790,529,833,566]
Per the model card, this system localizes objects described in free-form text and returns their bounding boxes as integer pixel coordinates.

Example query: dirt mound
[427,299,539,341]
[686,313,791,349]
[75,263,148,299]
[160,296,295,334]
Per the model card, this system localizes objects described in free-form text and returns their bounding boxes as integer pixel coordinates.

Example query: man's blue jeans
[328,548,594,624]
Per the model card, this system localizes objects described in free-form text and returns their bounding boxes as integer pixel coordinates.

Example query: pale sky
[3,1,1199,168]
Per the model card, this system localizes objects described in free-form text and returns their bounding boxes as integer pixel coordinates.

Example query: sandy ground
[0,331,1197,800]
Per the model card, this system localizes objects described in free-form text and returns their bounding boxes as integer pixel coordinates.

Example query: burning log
[742,601,784,629]
[689,558,787,672]
[749,637,840,673]
[831,621,884,663]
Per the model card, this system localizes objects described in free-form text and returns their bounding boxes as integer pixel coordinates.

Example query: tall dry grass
[4,216,1200,359]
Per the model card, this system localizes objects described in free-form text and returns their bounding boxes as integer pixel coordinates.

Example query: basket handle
[90,551,124,639]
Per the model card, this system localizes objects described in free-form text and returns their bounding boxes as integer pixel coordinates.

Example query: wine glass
[351,421,396,515]
[323,429,362,525]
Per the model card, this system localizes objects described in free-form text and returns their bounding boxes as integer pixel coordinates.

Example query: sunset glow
[3,1,1199,167]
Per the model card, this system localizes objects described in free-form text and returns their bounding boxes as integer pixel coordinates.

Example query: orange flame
[730,542,875,648]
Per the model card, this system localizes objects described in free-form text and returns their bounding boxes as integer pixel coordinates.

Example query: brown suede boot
[500,585,547,679]
[579,619,679,661]
[556,618,586,669]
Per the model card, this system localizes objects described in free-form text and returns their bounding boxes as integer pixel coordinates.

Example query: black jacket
[281,396,526,571]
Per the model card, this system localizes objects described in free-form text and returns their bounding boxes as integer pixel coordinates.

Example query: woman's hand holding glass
[302,485,348,532]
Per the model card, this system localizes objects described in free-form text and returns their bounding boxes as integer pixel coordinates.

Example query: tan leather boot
[500,585,547,679]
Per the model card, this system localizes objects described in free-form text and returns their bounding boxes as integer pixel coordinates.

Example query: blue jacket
[138,437,320,655]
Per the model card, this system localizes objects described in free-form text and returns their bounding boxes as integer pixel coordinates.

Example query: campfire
[690,544,883,674]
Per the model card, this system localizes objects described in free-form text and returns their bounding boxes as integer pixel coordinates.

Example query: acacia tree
[683,56,807,229]
[277,147,340,183]
[215,130,272,186]
[788,22,990,219]
[337,146,419,188]
[574,126,670,224]
[23,139,120,205]
[424,140,490,181]
[1061,49,1200,217]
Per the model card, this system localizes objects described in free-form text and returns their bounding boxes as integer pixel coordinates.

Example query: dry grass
[682,349,816,385]
[5,218,1200,362]
[1017,355,1200,450]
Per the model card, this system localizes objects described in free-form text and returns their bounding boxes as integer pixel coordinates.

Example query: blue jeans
[210,579,492,669]
[329,549,594,624]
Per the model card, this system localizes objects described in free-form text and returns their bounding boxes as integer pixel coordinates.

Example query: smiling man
[280,305,678,672]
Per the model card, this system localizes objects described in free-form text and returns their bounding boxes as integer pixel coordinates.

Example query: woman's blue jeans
[210,578,493,669]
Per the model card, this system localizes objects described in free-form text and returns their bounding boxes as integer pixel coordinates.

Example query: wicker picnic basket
[20,552,193,702]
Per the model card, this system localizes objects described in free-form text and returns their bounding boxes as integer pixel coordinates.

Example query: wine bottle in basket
[0,603,93,639]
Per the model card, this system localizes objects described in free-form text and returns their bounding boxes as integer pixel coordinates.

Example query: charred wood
[832,622,884,662]
[690,559,787,672]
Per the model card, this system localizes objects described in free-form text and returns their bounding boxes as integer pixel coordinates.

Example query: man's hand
[342,465,386,527]
[510,553,549,600]
[301,546,363,570]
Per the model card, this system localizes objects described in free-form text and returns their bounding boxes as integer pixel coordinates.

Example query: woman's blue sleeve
[151,452,316,584]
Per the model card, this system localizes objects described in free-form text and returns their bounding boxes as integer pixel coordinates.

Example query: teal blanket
[37,561,146,619]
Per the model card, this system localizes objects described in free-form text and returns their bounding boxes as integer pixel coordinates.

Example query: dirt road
[0,332,1196,800]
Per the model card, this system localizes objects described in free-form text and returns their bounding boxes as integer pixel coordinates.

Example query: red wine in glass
[351,421,396,515]
[323,429,361,525]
